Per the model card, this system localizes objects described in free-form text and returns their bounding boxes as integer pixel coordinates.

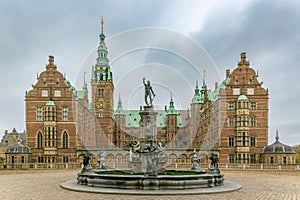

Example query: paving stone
[0,169,299,200]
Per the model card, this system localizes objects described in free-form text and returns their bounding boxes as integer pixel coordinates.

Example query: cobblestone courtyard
[0,169,299,200]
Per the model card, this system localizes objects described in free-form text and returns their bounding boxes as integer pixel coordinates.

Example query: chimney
[140,106,142,111]
[226,69,230,78]
[215,82,219,90]
[165,105,167,112]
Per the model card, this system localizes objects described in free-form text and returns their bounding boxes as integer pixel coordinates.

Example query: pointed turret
[192,80,202,103]
[91,65,95,81]
[275,129,279,142]
[167,93,176,114]
[115,94,126,115]
[92,16,113,83]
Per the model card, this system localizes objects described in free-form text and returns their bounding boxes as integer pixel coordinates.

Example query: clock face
[96,99,105,109]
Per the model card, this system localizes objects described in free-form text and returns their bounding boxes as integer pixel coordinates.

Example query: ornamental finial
[100,16,104,33]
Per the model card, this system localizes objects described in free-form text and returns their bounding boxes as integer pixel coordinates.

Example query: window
[62,107,68,121]
[11,156,15,164]
[21,156,25,163]
[37,132,43,148]
[250,136,256,146]
[37,107,43,121]
[249,79,253,85]
[250,117,256,127]
[38,156,44,163]
[236,153,249,164]
[250,102,256,110]
[42,90,48,97]
[250,155,256,163]
[228,137,234,147]
[270,157,274,164]
[247,88,254,95]
[54,90,61,97]
[235,79,239,85]
[44,127,56,147]
[283,157,287,165]
[237,154,242,164]
[237,131,249,147]
[233,88,240,95]
[63,156,69,163]
[237,116,248,127]
[62,131,68,148]
[237,117,241,127]
[229,154,234,163]
[44,106,56,122]
[228,102,234,110]
[98,88,104,98]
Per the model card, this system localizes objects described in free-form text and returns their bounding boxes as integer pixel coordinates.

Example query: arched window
[37,132,43,148]
[98,88,104,98]
[62,131,68,148]
[235,79,239,85]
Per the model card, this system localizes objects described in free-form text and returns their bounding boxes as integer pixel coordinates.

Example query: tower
[91,17,114,146]
[114,95,126,147]
[190,80,203,146]
[166,94,178,145]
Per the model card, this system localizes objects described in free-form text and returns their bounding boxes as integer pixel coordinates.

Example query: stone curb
[61,180,242,195]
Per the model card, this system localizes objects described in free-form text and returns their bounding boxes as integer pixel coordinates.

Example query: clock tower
[91,17,114,146]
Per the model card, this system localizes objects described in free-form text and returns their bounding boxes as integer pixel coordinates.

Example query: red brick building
[23,19,271,165]
[192,52,269,164]
[25,55,97,164]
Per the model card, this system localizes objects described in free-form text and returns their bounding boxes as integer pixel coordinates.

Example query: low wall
[0,163,299,171]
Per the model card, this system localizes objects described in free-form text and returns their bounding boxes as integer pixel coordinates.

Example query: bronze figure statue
[143,77,155,106]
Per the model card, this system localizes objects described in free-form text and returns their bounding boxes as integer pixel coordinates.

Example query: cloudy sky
[0,0,299,145]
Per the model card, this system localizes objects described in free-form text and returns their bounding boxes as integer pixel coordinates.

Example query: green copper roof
[92,20,113,84]
[238,94,248,101]
[64,78,77,95]
[192,80,203,103]
[88,103,93,111]
[77,90,85,99]
[224,76,231,85]
[115,95,126,115]
[117,110,183,128]
[167,94,178,114]
[46,100,55,106]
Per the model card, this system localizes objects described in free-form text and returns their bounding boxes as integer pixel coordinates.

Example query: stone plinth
[139,106,158,142]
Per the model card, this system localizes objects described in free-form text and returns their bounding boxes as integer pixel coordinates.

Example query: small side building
[0,128,26,164]
[4,142,31,164]
[260,131,295,164]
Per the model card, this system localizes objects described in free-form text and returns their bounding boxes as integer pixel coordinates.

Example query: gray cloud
[0,0,299,145]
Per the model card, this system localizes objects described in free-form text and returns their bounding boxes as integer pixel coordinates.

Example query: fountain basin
[77,170,224,190]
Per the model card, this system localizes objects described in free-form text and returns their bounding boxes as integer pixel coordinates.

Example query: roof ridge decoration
[238,52,250,67]
[46,55,57,70]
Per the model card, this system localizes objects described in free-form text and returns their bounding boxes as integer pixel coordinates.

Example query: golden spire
[100,16,104,33]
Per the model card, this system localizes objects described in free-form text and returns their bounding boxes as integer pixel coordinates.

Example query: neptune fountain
[62,78,240,194]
